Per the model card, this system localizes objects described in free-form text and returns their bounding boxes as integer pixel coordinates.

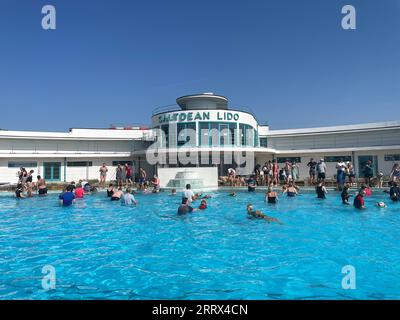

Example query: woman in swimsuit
[265,186,278,204]
[316,182,327,199]
[390,164,400,183]
[107,183,114,197]
[283,182,298,197]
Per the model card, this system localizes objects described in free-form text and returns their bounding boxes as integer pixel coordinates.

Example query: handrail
[152,104,181,116]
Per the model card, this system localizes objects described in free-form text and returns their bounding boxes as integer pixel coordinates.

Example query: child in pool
[199,199,207,210]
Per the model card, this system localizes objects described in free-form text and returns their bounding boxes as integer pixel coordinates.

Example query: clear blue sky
[0,0,399,131]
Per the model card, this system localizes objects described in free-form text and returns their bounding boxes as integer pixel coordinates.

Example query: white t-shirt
[123,193,136,205]
[336,162,346,171]
[183,189,195,203]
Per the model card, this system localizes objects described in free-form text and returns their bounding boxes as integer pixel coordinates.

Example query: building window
[198,122,237,147]
[384,154,400,161]
[324,156,352,162]
[239,124,256,147]
[112,161,133,166]
[8,162,37,168]
[260,137,268,148]
[161,124,169,148]
[67,161,93,167]
[254,129,259,147]
[43,162,61,181]
[177,122,196,147]
[277,157,301,163]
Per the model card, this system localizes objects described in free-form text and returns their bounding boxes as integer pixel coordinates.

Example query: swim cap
[377,202,386,208]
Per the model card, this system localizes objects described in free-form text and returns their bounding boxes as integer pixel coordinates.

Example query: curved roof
[176,93,228,110]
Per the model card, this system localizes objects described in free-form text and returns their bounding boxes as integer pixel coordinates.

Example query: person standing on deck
[272,160,279,186]
[316,159,327,183]
[336,159,347,191]
[363,160,374,187]
[99,163,108,188]
[291,162,299,183]
[346,161,356,186]
[125,163,133,188]
[139,168,147,190]
[116,164,123,188]
[307,158,317,186]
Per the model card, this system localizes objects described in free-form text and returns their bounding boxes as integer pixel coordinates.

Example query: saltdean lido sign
[158,111,240,124]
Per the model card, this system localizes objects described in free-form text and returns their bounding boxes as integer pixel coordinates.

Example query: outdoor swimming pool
[0,189,399,300]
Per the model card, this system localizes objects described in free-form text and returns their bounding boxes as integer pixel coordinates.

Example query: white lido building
[1,93,400,185]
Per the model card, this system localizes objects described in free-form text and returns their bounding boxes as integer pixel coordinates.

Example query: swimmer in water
[377,201,387,208]
[170,188,177,196]
[122,188,138,206]
[266,186,278,204]
[229,192,237,197]
[283,182,298,197]
[15,183,26,198]
[341,184,351,205]
[246,204,283,224]
[177,197,199,215]
[111,188,123,201]
[107,183,114,197]
[199,199,207,210]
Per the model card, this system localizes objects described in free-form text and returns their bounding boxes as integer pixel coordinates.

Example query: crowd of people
[225,158,399,192]
[14,164,161,204]
[14,161,400,220]
[15,167,47,198]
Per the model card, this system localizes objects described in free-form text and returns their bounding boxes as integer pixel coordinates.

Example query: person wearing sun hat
[317,158,327,183]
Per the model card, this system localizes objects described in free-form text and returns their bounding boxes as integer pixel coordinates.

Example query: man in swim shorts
[99,163,108,188]
[36,175,47,196]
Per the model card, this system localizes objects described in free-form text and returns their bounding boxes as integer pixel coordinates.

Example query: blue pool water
[0,189,400,300]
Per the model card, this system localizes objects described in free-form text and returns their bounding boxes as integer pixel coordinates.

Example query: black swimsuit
[267,196,277,204]
[316,186,326,199]
[15,189,23,198]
